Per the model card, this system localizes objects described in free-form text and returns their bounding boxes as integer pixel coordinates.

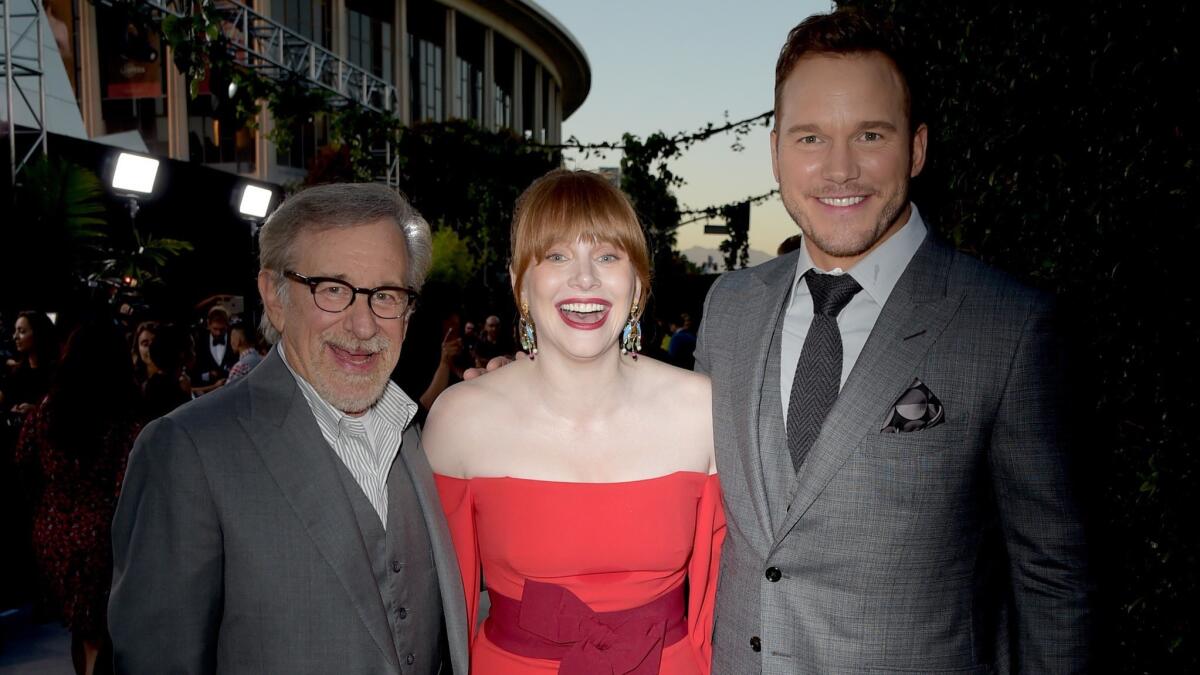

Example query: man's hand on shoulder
[462,351,528,380]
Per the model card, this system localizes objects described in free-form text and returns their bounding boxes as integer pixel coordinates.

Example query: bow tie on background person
[212,334,226,346]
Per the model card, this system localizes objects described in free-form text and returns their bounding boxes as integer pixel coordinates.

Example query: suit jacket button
[398,606,407,619]
[392,560,402,573]
[765,567,781,582]
[750,635,761,652]
[406,653,415,665]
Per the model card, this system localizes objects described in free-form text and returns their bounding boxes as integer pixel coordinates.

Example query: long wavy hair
[43,321,140,460]
[15,310,59,369]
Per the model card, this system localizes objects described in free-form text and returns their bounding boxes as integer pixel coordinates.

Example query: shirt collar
[791,203,928,306]
[276,343,417,440]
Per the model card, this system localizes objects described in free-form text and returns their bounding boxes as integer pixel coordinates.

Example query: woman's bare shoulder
[636,357,712,405]
[422,361,531,476]
[630,358,715,470]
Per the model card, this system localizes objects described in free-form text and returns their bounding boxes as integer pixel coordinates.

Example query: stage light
[111,152,160,195]
[238,184,274,219]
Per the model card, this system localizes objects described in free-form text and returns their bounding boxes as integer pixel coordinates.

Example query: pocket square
[881,378,945,433]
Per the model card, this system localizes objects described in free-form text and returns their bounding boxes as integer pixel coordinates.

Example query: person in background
[16,321,142,675]
[224,323,265,385]
[130,321,159,387]
[472,314,513,368]
[418,321,464,412]
[190,305,237,394]
[667,313,698,370]
[0,311,58,421]
[776,233,804,256]
[459,319,479,373]
[462,320,478,351]
[140,324,193,421]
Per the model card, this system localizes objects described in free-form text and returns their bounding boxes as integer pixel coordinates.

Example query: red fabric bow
[517,580,668,675]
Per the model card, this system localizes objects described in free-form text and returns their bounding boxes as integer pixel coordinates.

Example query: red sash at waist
[485,580,688,675]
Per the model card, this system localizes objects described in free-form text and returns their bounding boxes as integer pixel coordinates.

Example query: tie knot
[805,270,862,317]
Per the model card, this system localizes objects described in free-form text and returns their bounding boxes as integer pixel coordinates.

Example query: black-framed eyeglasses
[283,271,419,320]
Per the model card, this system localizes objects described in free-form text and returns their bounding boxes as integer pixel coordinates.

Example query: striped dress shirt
[278,345,417,528]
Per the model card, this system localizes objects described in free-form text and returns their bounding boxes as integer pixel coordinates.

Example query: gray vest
[760,295,800,529]
[332,430,445,675]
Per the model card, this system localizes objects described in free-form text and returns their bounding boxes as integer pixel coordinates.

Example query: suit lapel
[394,425,469,675]
[729,254,798,546]
[237,352,400,670]
[776,238,963,540]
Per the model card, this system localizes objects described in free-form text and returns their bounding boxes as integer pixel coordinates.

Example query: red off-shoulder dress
[435,471,725,674]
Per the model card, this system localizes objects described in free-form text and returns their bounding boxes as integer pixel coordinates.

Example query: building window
[184,84,256,173]
[278,0,331,48]
[276,114,329,171]
[520,52,535,138]
[95,4,168,156]
[492,34,514,130]
[454,14,484,122]
[408,0,444,121]
[346,0,392,82]
[542,71,552,143]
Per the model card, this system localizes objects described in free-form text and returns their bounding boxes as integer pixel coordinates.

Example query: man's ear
[770,128,781,183]
[910,123,929,178]
[258,271,286,335]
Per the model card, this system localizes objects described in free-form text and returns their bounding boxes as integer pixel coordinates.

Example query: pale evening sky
[537,0,833,260]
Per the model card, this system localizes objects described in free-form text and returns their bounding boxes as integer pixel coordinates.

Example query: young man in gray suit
[696,10,1092,673]
[110,184,469,674]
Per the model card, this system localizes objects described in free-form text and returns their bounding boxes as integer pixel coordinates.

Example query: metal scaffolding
[1,0,47,187]
[143,0,400,188]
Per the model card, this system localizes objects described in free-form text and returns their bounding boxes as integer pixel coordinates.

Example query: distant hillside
[679,246,774,272]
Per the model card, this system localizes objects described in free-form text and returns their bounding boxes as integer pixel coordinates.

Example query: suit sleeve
[988,301,1093,673]
[693,275,725,377]
[110,416,224,674]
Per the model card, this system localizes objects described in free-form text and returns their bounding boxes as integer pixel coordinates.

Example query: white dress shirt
[780,205,929,425]
[279,345,417,528]
[209,338,227,372]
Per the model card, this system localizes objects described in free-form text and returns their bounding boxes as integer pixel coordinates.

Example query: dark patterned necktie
[786,270,863,472]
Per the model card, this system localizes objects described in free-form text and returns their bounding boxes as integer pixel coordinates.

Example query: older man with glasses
[109,183,470,675]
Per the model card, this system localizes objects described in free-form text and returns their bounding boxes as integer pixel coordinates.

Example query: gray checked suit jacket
[696,235,1092,674]
[109,350,469,674]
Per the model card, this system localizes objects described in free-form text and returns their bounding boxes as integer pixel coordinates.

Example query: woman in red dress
[426,170,724,674]
[16,321,142,675]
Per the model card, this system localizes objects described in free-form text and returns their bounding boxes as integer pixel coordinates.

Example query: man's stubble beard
[781,183,910,261]
[310,332,395,414]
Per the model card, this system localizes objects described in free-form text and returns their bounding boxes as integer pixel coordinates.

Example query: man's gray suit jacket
[109,350,470,674]
[696,236,1092,674]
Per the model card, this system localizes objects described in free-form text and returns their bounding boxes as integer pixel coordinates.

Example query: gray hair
[257,183,433,344]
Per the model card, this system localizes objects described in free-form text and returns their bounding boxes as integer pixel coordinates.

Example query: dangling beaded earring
[518,301,538,359]
[620,300,642,360]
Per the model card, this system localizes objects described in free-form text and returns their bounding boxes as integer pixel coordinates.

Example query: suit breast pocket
[854,420,987,526]
[861,418,967,457]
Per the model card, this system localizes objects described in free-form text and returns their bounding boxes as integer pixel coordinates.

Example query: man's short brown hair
[774,9,918,131]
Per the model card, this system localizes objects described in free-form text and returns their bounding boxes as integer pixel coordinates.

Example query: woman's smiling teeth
[818,196,866,206]
[557,301,610,326]
[559,302,606,313]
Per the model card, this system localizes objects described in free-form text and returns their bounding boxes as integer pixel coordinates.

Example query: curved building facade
[64,0,589,183]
